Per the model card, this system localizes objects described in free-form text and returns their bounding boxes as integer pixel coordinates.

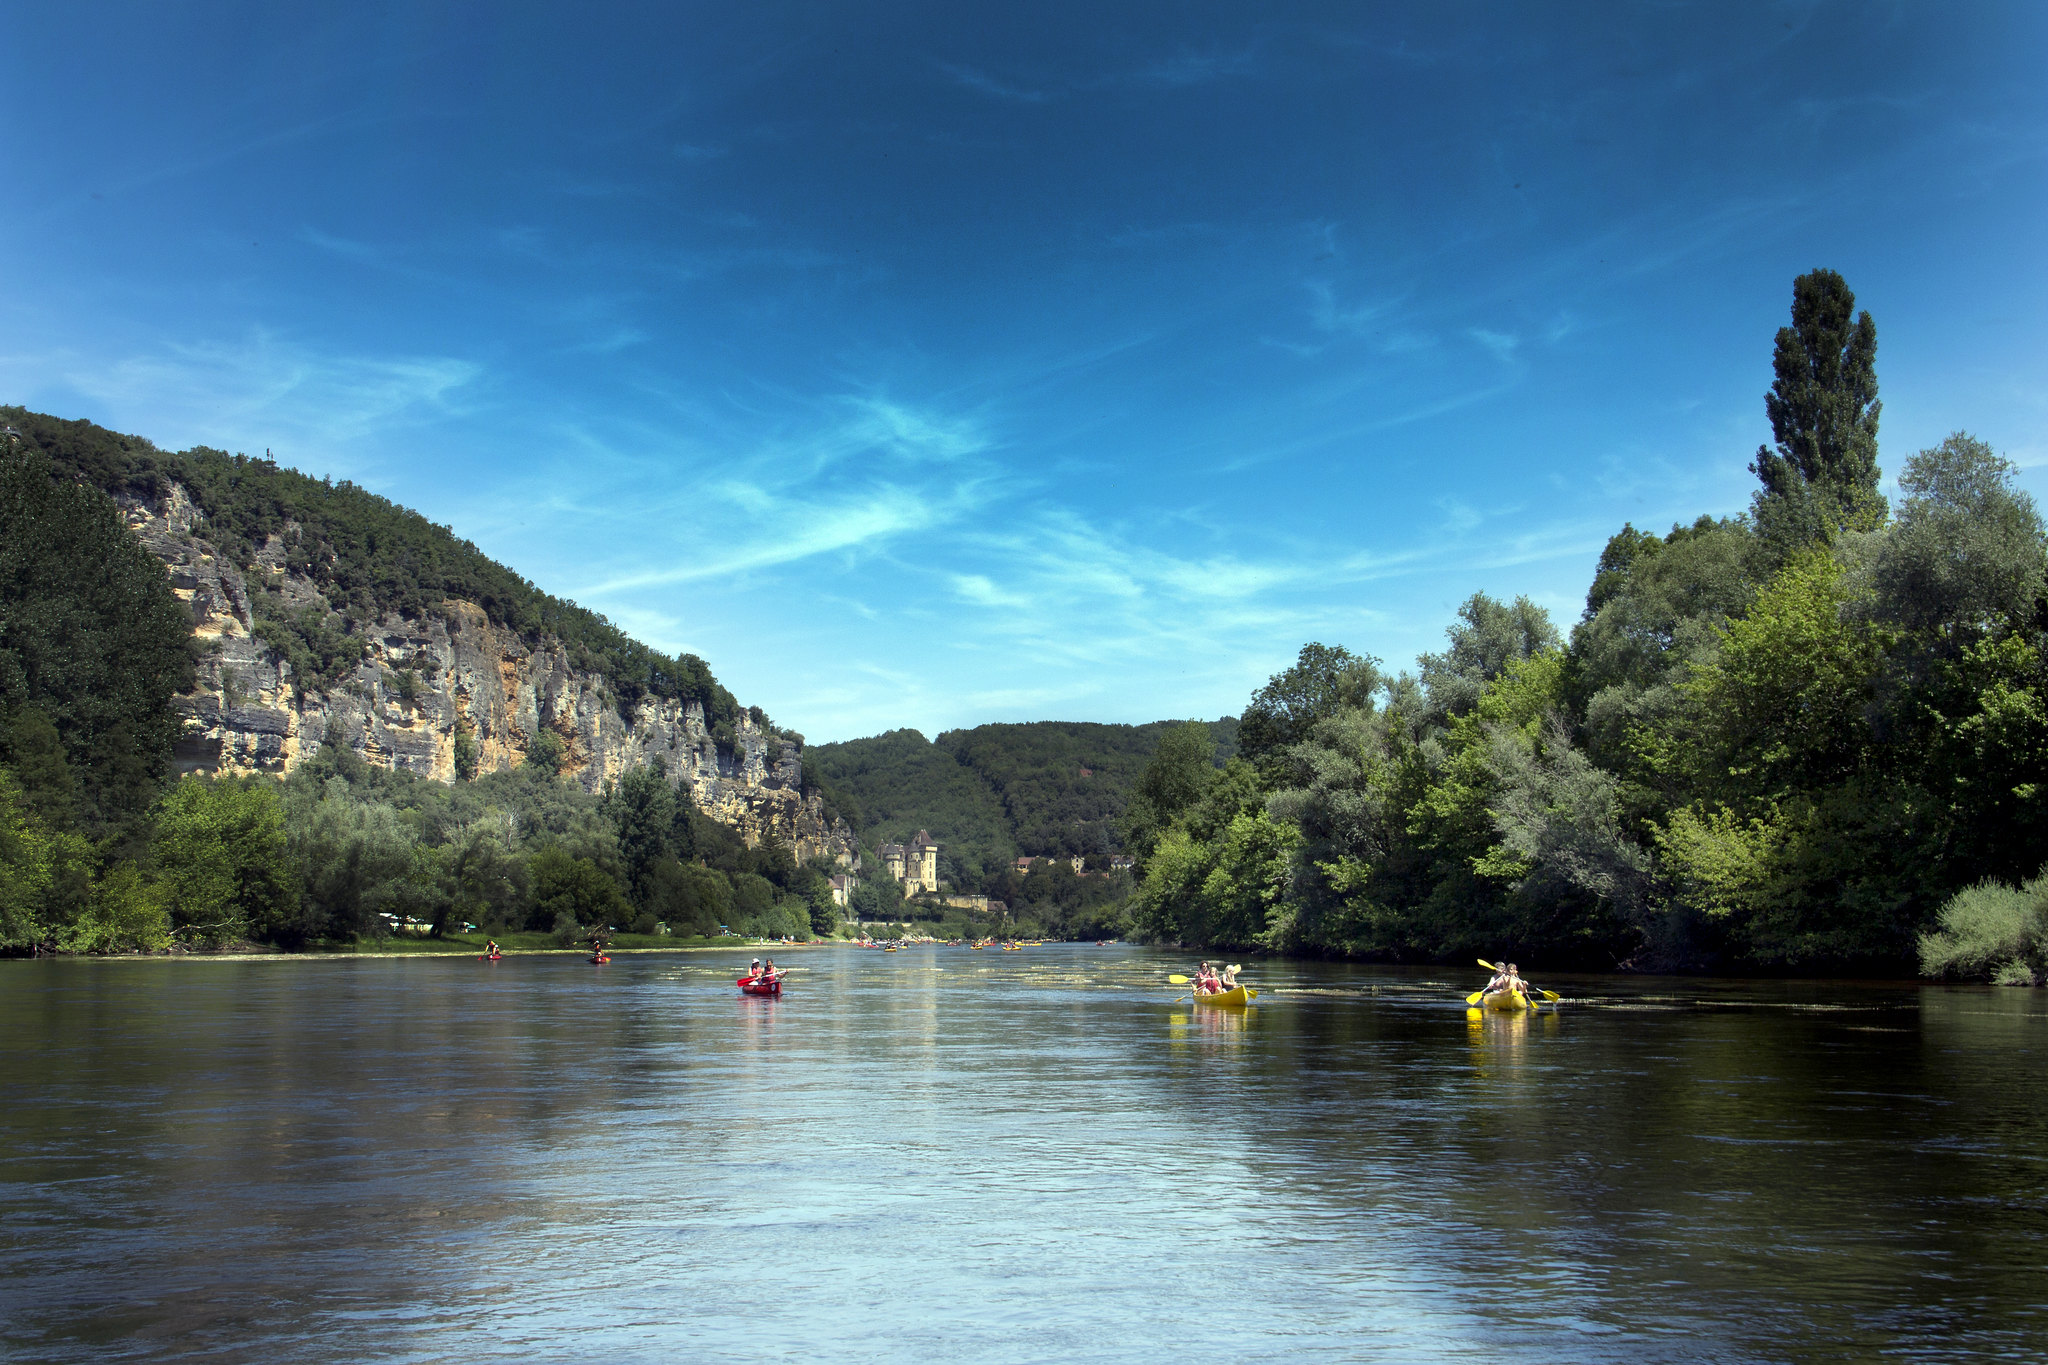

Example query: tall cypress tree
[1750,269,1888,549]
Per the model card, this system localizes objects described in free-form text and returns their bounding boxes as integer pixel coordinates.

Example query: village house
[829,873,858,907]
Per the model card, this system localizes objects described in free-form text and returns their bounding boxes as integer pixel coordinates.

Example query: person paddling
[749,957,763,980]
[1485,961,1531,1001]
[763,957,779,982]
[484,938,500,958]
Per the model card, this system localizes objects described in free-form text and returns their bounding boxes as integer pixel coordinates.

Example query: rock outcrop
[119,484,855,865]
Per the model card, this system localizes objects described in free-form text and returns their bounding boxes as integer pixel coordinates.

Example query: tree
[524,730,567,776]
[153,777,295,945]
[1120,721,1218,860]
[603,764,678,901]
[1238,644,1382,766]
[286,782,436,944]
[1419,595,1559,722]
[0,448,196,827]
[1863,433,2045,641]
[1750,269,1887,549]
[528,845,628,928]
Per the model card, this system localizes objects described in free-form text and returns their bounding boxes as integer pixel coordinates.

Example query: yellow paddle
[1168,974,1191,984]
[1475,958,1561,1003]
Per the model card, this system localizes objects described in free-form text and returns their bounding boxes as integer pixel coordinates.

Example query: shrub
[1918,872,2048,983]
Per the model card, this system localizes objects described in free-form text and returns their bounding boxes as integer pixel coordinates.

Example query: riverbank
[33,932,839,963]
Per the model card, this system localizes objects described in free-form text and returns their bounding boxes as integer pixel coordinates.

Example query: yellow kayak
[1482,988,1529,1012]
[1191,985,1257,1007]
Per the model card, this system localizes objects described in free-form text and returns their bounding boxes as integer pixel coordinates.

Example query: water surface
[3,946,2044,1362]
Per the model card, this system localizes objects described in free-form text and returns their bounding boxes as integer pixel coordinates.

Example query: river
[2,944,2043,1362]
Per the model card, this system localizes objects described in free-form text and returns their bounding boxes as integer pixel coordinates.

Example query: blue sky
[4,3,2045,742]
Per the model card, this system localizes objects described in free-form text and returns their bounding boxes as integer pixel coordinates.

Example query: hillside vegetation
[1,406,742,723]
[809,717,1238,886]
[1,412,828,955]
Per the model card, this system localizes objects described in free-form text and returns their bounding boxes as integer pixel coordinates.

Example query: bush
[1919,872,2048,983]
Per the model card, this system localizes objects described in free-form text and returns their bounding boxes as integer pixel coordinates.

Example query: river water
[2,945,2044,1362]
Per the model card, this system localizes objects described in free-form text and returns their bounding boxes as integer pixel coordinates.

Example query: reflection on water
[2,948,2044,1362]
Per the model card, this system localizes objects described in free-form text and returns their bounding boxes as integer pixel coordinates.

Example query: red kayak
[590,955,610,964]
[737,974,782,996]
[479,954,503,962]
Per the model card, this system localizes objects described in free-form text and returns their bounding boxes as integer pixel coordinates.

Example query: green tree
[1750,268,1887,550]
[1419,595,1559,722]
[1646,553,1907,963]
[524,729,567,776]
[603,764,679,903]
[153,777,295,945]
[1120,720,1218,861]
[1861,433,2045,642]
[1238,644,1382,768]
[0,448,196,827]
[528,845,628,928]
[0,769,92,952]
[286,780,437,944]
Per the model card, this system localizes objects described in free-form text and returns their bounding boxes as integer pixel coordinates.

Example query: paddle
[1475,958,1561,1003]
[1168,974,1191,984]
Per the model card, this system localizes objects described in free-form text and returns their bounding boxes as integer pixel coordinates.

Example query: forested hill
[2,406,740,725]
[808,718,1238,886]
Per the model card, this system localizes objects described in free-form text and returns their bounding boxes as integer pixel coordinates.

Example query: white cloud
[15,329,481,468]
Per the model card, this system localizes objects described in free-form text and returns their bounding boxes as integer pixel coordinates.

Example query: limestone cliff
[118,483,855,865]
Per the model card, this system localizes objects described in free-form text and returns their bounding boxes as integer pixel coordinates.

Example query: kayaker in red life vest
[748,958,763,980]
[484,938,500,958]
[763,957,778,981]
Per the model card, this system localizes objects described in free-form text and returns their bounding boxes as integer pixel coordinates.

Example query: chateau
[879,830,940,894]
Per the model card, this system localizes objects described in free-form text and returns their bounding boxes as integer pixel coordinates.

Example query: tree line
[1122,270,2048,982]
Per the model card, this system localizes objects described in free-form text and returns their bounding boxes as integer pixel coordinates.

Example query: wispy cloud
[938,62,1054,104]
[846,398,990,462]
[1468,328,1520,363]
[579,480,953,592]
[11,330,481,469]
[1126,48,1258,88]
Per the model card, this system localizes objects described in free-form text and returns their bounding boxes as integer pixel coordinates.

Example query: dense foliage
[1,444,196,828]
[1126,271,2048,977]
[1,728,835,954]
[1,406,740,722]
[810,718,1238,884]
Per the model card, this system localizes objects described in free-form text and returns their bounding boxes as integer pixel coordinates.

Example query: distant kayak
[738,974,782,996]
[1191,985,1256,1007]
[479,954,503,962]
[590,955,610,965]
[1481,988,1529,1012]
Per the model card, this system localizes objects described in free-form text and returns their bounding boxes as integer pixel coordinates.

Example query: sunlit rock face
[118,484,855,864]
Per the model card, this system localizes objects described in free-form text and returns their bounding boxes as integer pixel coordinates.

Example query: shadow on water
[1,948,2043,1362]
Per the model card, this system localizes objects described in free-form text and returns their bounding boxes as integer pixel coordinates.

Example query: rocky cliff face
[119,484,855,865]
